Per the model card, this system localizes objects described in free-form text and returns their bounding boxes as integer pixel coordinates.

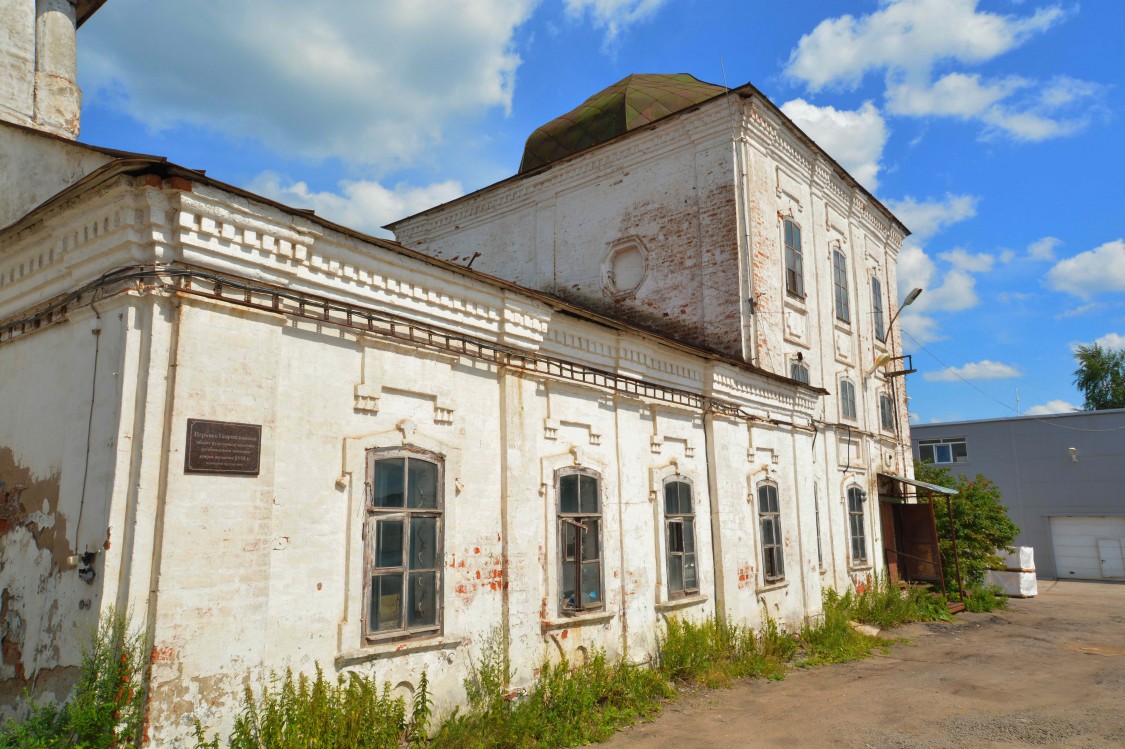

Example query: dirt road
[603,580,1125,748]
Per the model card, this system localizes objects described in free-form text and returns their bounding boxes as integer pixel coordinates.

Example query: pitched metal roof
[518,73,726,173]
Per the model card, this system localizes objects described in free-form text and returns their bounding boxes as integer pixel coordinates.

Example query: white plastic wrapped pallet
[986,546,1037,597]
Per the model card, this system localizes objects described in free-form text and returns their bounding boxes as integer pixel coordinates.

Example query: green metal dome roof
[518,73,726,174]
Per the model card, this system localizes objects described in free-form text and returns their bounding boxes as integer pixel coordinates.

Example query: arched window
[872,276,886,342]
[783,220,804,297]
[664,479,698,597]
[790,360,810,384]
[365,448,444,640]
[847,486,868,564]
[558,468,603,614]
[757,482,785,582]
[833,249,850,323]
[840,378,857,421]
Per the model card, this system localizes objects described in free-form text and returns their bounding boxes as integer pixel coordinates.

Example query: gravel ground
[601,580,1125,748]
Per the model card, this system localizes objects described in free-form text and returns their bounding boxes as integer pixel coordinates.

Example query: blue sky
[76,0,1124,424]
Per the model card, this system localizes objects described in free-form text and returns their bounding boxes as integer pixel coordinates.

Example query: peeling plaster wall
[0,300,132,711]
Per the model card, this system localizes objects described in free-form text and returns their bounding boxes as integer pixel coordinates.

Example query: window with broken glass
[847,486,868,564]
[757,482,785,582]
[784,219,804,298]
[364,449,443,641]
[558,469,604,614]
[664,479,698,598]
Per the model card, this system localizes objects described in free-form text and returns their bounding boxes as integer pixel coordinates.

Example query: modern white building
[1,3,923,743]
[913,409,1125,581]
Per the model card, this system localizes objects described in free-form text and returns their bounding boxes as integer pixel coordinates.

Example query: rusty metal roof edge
[76,0,110,28]
[2,153,825,398]
[386,80,910,240]
[879,472,958,495]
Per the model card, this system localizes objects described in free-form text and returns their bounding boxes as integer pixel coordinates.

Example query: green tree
[1073,343,1125,410]
[914,462,1020,594]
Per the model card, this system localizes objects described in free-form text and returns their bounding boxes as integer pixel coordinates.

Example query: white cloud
[923,359,1022,382]
[1025,399,1078,415]
[250,172,463,237]
[1047,240,1125,299]
[899,309,944,345]
[999,249,1017,264]
[1027,236,1061,261]
[884,194,978,240]
[898,245,979,313]
[81,0,538,167]
[1092,332,1125,351]
[939,248,994,273]
[563,0,668,40]
[784,1,1101,142]
[779,99,887,190]
[1056,302,1100,319]
[785,0,1065,92]
[886,72,1024,118]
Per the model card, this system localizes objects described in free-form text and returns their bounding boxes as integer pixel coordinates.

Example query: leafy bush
[915,462,1020,594]
[194,666,429,749]
[962,584,1007,613]
[0,608,146,749]
[657,614,794,686]
[850,575,951,628]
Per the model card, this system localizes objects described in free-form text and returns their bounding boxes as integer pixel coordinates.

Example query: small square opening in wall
[602,237,648,299]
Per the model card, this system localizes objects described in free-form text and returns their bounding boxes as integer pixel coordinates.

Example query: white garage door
[1050,516,1125,580]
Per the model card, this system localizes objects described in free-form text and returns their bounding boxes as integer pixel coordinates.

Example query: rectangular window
[364,450,443,640]
[847,487,867,564]
[784,220,804,298]
[840,379,857,421]
[558,470,603,613]
[918,438,968,464]
[833,250,850,323]
[664,480,698,597]
[872,277,886,342]
[757,483,785,582]
[879,393,896,431]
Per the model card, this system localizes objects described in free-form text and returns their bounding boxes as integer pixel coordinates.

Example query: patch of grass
[657,614,794,686]
[798,589,887,666]
[0,608,146,749]
[850,576,952,628]
[431,647,670,749]
[194,666,428,749]
[962,584,1008,613]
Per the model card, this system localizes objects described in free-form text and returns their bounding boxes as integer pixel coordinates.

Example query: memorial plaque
[184,419,262,476]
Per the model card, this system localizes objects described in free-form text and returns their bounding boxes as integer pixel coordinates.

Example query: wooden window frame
[557,467,605,615]
[840,378,857,421]
[757,482,785,583]
[363,447,444,643]
[847,486,868,564]
[872,276,886,343]
[664,478,699,598]
[833,249,851,323]
[790,360,810,384]
[783,220,805,298]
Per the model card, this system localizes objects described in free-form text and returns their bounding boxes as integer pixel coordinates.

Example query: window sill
[757,580,788,594]
[655,594,708,613]
[541,609,615,632]
[849,564,873,573]
[335,634,464,668]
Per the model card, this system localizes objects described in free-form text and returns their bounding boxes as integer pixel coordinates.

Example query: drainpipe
[702,411,726,615]
[138,294,182,741]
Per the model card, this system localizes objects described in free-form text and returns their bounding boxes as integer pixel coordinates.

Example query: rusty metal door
[899,503,941,582]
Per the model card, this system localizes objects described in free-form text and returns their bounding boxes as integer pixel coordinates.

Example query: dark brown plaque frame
[184,419,262,476]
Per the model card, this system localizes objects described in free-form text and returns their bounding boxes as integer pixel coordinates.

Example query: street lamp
[886,287,922,331]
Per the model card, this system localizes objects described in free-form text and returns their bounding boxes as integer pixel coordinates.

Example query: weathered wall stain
[0,446,70,571]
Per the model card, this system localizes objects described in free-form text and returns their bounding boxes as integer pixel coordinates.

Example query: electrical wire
[902,329,1125,433]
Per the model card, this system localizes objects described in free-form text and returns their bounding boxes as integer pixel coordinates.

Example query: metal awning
[878,472,958,496]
